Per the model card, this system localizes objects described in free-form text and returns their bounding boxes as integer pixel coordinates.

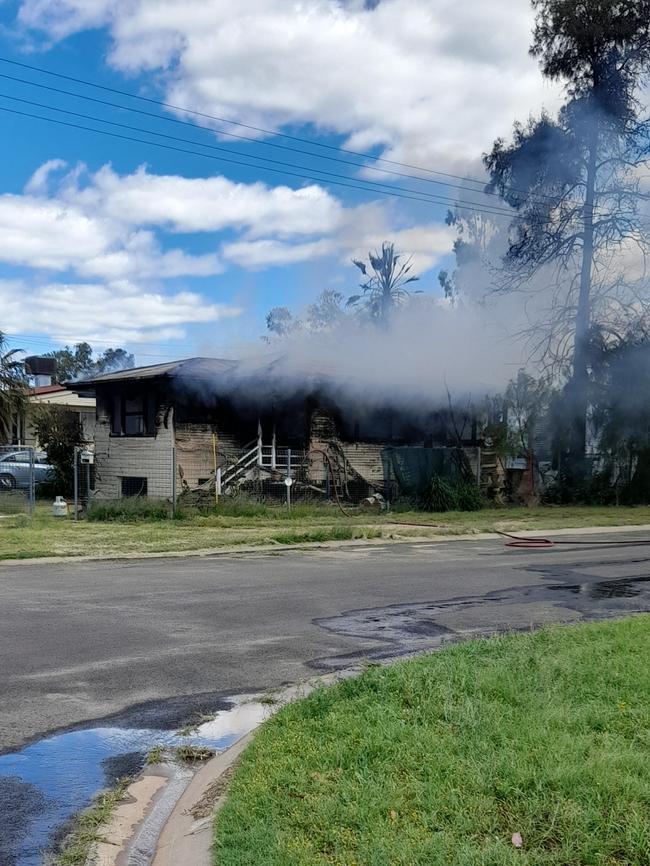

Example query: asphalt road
[2,534,650,751]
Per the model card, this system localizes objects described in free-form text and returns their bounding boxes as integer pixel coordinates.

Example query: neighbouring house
[11,384,96,451]
[68,357,499,503]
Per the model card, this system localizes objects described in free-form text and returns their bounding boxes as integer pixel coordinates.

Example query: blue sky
[0,0,559,365]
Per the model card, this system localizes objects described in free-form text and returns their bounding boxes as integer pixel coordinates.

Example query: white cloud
[0,278,242,344]
[68,165,343,237]
[18,0,113,40]
[76,231,222,280]
[14,161,454,273]
[223,238,337,268]
[24,159,68,196]
[0,194,115,270]
[0,181,222,280]
[0,158,456,341]
[222,218,454,271]
[18,0,562,169]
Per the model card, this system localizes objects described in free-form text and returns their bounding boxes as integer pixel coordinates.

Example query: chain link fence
[72,444,177,518]
[66,439,488,518]
[0,445,37,515]
[69,440,395,517]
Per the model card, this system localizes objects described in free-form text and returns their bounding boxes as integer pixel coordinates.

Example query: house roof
[67,357,239,389]
[28,384,95,409]
[30,384,66,396]
[66,354,371,400]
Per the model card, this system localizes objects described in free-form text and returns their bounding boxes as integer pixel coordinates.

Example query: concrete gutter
[87,674,359,866]
[5,522,650,568]
[149,733,253,866]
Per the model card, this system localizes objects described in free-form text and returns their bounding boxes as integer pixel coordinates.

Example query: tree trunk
[568,121,599,463]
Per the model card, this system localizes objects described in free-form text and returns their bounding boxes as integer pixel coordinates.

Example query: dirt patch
[188,760,241,820]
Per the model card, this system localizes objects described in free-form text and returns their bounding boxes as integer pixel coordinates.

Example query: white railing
[219,442,305,492]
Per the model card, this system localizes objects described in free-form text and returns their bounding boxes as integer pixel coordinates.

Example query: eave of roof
[65,357,239,390]
[30,384,66,395]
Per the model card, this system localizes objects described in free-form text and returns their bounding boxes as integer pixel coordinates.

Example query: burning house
[69,356,498,504]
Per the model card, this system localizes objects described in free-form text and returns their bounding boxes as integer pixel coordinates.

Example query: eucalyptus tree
[485,0,650,459]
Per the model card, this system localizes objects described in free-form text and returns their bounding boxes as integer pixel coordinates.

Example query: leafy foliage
[504,370,554,454]
[482,1,650,460]
[264,307,301,340]
[0,331,27,444]
[305,289,345,332]
[31,405,85,495]
[418,475,484,513]
[348,241,420,322]
[264,290,346,341]
[47,342,135,383]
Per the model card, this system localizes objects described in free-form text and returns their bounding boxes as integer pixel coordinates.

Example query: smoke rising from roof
[184,296,526,416]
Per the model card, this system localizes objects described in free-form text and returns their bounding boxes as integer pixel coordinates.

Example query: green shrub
[417,475,484,512]
[542,467,617,506]
[87,499,174,522]
[454,479,485,511]
[31,404,85,497]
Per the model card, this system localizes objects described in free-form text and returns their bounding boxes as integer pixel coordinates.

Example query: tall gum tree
[484,0,650,461]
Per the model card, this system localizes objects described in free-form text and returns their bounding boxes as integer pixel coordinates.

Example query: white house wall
[93,393,175,500]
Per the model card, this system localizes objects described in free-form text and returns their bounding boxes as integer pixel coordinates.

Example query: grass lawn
[215,618,650,866]
[2,503,650,560]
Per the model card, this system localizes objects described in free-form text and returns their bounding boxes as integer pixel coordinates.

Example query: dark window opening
[110,391,156,436]
[121,476,147,497]
[124,396,145,435]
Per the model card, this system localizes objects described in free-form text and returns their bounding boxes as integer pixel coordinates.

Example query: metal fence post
[28,447,35,516]
[171,447,177,516]
[73,446,79,522]
[286,448,292,510]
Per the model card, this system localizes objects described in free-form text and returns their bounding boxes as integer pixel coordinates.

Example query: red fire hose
[495,530,650,549]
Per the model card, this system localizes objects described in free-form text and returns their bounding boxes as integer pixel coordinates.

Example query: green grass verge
[55,778,130,866]
[215,618,650,866]
[3,504,650,560]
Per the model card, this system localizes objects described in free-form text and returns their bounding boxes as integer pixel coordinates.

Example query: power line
[4,333,195,361]
[0,102,527,220]
[0,68,571,211]
[0,54,577,210]
[0,90,524,218]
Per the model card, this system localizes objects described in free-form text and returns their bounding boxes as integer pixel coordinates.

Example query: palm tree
[0,332,27,443]
[348,241,420,322]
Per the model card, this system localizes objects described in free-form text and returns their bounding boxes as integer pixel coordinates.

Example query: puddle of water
[314,573,650,669]
[547,575,650,599]
[0,700,271,866]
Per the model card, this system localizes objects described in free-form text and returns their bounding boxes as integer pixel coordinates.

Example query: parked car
[0,451,53,490]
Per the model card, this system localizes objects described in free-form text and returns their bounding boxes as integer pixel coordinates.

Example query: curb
[88,673,360,866]
[4,523,650,568]
[149,733,254,866]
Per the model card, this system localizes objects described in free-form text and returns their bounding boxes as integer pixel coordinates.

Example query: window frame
[109,389,156,438]
[120,476,148,497]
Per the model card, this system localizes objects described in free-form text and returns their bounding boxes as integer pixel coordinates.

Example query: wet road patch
[313,566,650,668]
[0,700,270,866]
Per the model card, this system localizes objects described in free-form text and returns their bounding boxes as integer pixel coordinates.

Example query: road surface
[2,534,650,751]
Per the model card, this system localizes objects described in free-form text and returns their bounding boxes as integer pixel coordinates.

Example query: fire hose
[224,447,650,548]
[494,530,650,549]
[381,523,650,549]
[304,448,354,517]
